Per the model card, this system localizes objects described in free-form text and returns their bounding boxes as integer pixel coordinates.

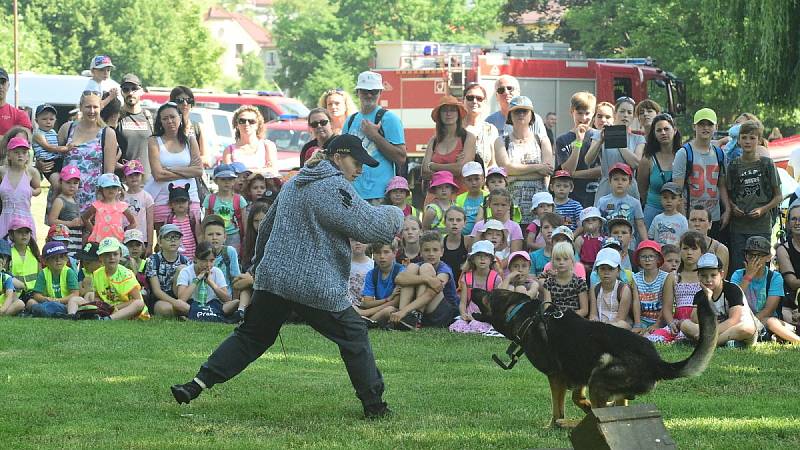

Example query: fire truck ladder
[446,53,469,97]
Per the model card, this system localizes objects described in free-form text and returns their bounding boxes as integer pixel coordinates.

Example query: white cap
[462,161,484,178]
[697,253,722,270]
[579,206,605,224]
[594,248,622,269]
[355,71,384,90]
[481,219,506,232]
[469,240,495,257]
[530,191,554,211]
[551,225,574,242]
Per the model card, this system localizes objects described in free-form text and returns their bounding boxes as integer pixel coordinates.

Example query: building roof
[515,1,566,25]
[205,6,273,47]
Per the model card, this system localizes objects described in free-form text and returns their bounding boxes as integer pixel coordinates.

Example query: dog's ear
[472,289,491,315]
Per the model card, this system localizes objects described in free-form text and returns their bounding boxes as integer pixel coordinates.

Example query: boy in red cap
[595,162,648,244]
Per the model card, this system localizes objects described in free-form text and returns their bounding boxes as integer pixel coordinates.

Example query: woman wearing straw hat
[421,95,477,196]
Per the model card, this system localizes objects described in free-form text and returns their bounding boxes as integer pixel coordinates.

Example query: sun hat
[634,240,664,267]
[324,134,379,168]
[505,96,535,124]
[90,55,115,70]
[480,219,506,233]
[660,182,681,195]
[97,237,123,255]
[42,241,69,258]
[579,206,604,224]
[508,250,531,263]
[0,240,11,258]
[123,160,145,177]
[693,108,717,125]
[551,225,574,243]
[76,242,100,261]
[60,165,81,182]
[552,170,572,180]
[123,229,145,244]
[213,164,237,179]
[385,176,410,194]
[744,236,771,256]
[355,71,384,91]
[697,253,723,270]
[486,166,508,178]
[462,161,484,178]
[7,136,30,151]
[602,236,623,250]
[469,240,495,257]
[35,103,57,117]
[431,95,468,123]
[47,224,71,242]
[428,171,458,191]
[97,173,122,188]
[608,162,633,177]
[8,216,33,232]
[158,223,183,238]
[530,191,554,211]
[594,248,622,269]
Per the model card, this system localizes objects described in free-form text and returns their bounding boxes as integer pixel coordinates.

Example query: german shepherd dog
[471,289,717,427]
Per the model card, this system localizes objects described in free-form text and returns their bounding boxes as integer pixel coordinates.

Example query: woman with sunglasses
[463,83,498,168]
[170,86,210,168]
[637,113,682,228]
[221,105,278,174]
[421,95,477,196]
[300,108,335,167]
[318,89,357,134]
[145,102,203,233]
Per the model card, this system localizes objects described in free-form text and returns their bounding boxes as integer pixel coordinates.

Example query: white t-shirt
[176,264,227,304]
[648,212,689,246]
[348,258,374,306]
[85,78,122,102]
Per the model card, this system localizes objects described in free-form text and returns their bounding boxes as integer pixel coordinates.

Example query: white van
[6,72,89,124]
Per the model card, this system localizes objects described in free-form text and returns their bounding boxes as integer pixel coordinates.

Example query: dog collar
[506,302,529,323]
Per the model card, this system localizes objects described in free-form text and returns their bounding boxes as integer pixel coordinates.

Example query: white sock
[193,377,207,389]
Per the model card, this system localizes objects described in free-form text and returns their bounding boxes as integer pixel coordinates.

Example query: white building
[204,6,280,81]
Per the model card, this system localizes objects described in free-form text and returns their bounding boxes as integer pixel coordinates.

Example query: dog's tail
[659,293,718,380]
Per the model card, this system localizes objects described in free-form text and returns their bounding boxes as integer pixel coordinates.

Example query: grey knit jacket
[252,160,404,312]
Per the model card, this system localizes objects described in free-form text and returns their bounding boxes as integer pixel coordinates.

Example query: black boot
[171,380,203,404]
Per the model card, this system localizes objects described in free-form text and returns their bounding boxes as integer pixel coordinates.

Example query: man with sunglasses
[0,68,32,139]
[485,75,551,157]
[117,73,154,179]
[342,71,406,204]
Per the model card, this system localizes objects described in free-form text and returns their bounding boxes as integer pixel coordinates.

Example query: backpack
[727,156,780,230]
[593,281,624,305]
[208,194,244,234]
[74,301,114,320]
[345,108,407,177]
[681,143,725,212]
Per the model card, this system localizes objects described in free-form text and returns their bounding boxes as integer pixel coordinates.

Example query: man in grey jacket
[171,135,404,419]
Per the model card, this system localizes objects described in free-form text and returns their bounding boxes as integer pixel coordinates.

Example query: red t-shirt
[0,103,32,136]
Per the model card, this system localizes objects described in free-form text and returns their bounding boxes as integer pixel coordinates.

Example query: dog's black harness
[492,300,564,370]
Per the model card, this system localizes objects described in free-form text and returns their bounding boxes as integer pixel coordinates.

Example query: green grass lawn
[1,318,798,450]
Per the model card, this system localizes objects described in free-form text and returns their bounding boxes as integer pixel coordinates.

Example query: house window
[236,44,244,57]
[266,51,277,66]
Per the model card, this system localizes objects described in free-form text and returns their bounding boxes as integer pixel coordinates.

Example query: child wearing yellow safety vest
[31,241,81,317]
[7,216,40,306]
[0,240,23,316]
[80,237,148,320]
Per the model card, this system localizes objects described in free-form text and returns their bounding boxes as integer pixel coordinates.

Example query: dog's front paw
[552,418,581,429]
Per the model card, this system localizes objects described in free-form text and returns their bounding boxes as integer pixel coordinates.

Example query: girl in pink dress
[82,173,136,243]
[0,136,41,239]
[449,240,502,334]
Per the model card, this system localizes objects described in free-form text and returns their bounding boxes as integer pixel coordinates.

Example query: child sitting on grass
[633,240,672,336]
[0,241,22,317]
[177,241,233,322]
[76,243,101,298]
[78,237,148,320]
[391,231,459,330]
[499,251,540,298]
[123,229,148,298]
[202,215,249,323]
[423,171,457,232]
[542,241,588,317]
[450,240,502,334]
[358,241,405,326]
[590,248,632,329]
[147,224,190,318]
[31,241,81,318]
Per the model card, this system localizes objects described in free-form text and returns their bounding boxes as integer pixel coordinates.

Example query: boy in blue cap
[204,164,248,252]
[0,241,22,316]
[31,241,81,317]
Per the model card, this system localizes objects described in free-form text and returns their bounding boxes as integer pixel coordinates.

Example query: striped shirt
[33,129,61,161]
[555,198,583,231]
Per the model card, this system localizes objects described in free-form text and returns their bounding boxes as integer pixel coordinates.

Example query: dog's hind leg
[547,375,567,428]
[571,386,592,414]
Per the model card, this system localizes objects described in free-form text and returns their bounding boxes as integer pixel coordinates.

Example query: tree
[238,51,268,90]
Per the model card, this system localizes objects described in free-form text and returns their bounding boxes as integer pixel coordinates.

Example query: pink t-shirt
[88,200,129,243]
[125,190,154,244]
[525,220,545,248]
[542,261,587,280]
[470,219,523,246]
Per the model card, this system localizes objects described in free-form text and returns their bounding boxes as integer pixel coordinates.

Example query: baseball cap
[462,161,484,178]
[530,192,554,211]
[602,236,623,250]
[97,237,123,255]
[230,162,250,175]
[384,176,410,194]
[660,182,681,195]
[8,216,33,232]
[0,67,8,81]
[486,166,508,178]
[123,229,145,244]
[123,160,144,177]
[47,224,71,242]
[213,164,237,179]
[90,55,115,70]
[35,103,57,117]
[693,108,717,125]
[508,250,531,263]
[506,96,534,124]
[355,71,384,91]
[201,214,226,230]
[744,236,771,255]
[551,225,574,243]
[120,73,141,86]
[697,253,723,270]
[168,183,191,202]
[158,223,183,238]
[579,206,604,224]
[634,240,663,267]
[97,173,122,188]
[60,165,81,182]
[7,136,30,151]
[608,162,633,177]
[0,240,11,258]
[480,219,506,233]
[469,240,495,257]
[42,241,69,258]
[324,134,379,168]
[552,170,572,180]
[594,248,622,269]
[76,242,100,261]
[607,215,632,231]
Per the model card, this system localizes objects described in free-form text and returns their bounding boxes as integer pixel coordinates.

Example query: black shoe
[171,380,203,405]
[225,309,245,324]
[364,402,392,420]
[363,316,380,329]
[398,310,421,331]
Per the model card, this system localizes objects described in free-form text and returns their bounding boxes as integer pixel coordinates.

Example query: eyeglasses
[638,254,658,261]
[121,85,140,93]
[616,96,635,105]
[237,118,258,125]
[174,98,195,105]
[82,90,101,97]
[496,86,515,94]
[309,119,330,128]
[358,89,381,96]
[161,234,181,241]
[465,95,484,102]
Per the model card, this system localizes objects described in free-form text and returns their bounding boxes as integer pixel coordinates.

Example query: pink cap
[123,159,144,176]
[60,165,81,182]
[8,215,34,232]
[7,136,30,151]
[609,162,633,177]
[486,166,508,178]
[384,176,410,194]
[508,251,531,263]
[428,171,458,191]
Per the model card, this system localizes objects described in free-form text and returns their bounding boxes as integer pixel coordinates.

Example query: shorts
[31,301,67,317]
[422,300,458,328]
[40,158,64,181]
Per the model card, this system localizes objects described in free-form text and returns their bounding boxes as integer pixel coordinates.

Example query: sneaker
[363,402,392,420]
[398,310,421,331]
[225,309,245,324]
[171,380,203,405]
[363,317,381,329]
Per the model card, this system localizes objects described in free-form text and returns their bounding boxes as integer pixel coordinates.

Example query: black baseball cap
[323,134,379,168]
[76,242,100,261]
[0,68,8,81]
[35,104,57,117]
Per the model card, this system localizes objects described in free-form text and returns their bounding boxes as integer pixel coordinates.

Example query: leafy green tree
[238,51,268,90]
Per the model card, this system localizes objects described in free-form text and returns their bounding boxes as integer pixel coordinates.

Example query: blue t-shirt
[362,262,405,301]
[214,246,241,295]
[530,249,550,275]
[555,198,583,231]
[435,261,459,307]
[456,191,486,235]
[730,268,783,315]
[343,107,405,200]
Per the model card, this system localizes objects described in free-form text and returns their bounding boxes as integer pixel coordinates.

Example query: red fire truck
[372,40,686,156]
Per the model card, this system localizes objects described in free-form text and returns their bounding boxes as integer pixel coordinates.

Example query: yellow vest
[92,265,139,306]
[11,247,39,290]
[43,266,72,299]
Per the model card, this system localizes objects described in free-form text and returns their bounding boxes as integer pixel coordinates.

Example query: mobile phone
[603,125,628,149]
